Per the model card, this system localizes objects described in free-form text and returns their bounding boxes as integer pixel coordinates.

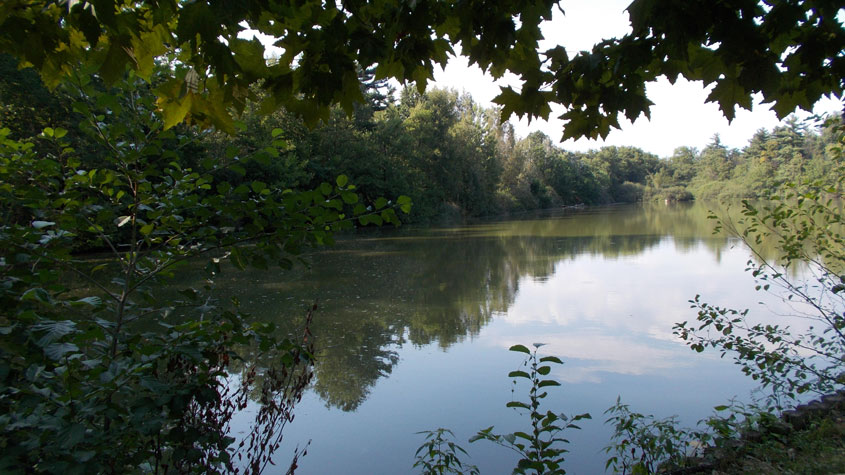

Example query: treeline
[198,80,666,222]
[2,56,841,225]
[0,58,660,224]
[645,118,842,202]
[198,73,843,214]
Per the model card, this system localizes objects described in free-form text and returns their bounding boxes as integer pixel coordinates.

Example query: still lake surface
[218,202,792,474]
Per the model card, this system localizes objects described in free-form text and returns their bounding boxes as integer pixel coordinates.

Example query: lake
[216,202,793,474]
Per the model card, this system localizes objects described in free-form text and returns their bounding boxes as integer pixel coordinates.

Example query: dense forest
[3,55,841,229]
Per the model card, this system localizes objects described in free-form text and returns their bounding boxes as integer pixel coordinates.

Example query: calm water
[214,202,795,474]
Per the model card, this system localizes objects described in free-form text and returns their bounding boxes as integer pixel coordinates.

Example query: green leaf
[508,370,531,379]
[44,342,79,360]
[509,344,531,354]
[58,423,86,448]
[251,181,267,193]
[397,195,412,213]
[230,247,247,271]
[21,288,52,304]
[31,320,77,346]
[705,79,751,122]
[70,296,102,307]
[506,401,530,409]
[336,175,348,187]
[229,37,269,76]
[231,164,246,176]
[539,356,563,364]
[469,428,494,443]
[160,93,193,130]
[341,191,358,204]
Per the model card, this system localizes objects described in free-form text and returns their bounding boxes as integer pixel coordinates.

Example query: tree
[1,0,840,139]
[698,135,735,181]
[543,0,845,139]
[675,121,845,403]
[0,54,73,140]
[0,66,411,472]
[580,146,658,203]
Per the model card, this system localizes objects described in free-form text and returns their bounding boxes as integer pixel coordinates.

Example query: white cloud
[491,331,693,384]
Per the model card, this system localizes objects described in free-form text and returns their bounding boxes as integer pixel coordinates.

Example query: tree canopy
[1,0,841,138]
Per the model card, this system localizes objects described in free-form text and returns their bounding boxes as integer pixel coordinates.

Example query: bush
[614,181,645,203]
[0,71,409,473]
[643,185,694,202]
[675,121,845,403]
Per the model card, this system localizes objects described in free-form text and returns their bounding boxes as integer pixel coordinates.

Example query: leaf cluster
[603,397,703,475]
[0,69,410,472]
[3,0,840,140]
[674,120,845,404]
[413,428,479,475]
[469,344,591,475]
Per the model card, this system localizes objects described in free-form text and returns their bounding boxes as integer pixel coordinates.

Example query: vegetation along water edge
[1,0,843,473]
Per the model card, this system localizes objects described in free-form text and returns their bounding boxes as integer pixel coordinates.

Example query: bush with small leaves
[675,121,845,404]
[413,428,479,475]
[603,397,704,474]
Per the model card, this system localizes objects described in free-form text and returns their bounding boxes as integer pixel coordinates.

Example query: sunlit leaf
[509,344,530,354]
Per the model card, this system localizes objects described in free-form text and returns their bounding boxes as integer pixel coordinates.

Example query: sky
[431,0,843,158]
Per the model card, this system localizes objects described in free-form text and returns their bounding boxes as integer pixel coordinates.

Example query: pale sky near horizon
[431,0,844,158]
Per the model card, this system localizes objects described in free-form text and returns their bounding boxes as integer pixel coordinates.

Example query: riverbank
[667,391,845,474]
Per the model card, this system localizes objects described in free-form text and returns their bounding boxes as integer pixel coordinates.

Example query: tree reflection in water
[175,202,779,412]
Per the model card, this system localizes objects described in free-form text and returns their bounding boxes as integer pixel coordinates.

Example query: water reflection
[182,201,821,474]
[487,238,765,384]
[184,202,775,415]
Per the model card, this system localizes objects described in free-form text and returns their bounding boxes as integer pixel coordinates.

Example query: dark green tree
[3,0,840,139]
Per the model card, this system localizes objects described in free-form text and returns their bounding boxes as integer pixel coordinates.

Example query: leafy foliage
[674,121,845,403]
[413,428,479,475]
[603,397,703,475]
[2,0,839,139]
[604,120,845,475]
[412,345,589,474]
[645,118,842,202]
[7,54,840,225]
[0,0,551,132]
[603,396,799,474]
[470,344,591,474]
[0,67,410,472]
